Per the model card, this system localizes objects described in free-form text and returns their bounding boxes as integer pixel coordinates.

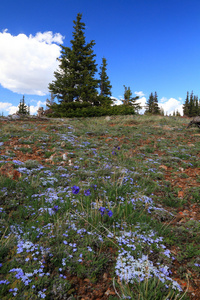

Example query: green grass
[0,115,199,299]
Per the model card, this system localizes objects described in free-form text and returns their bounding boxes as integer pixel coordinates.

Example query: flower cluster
[99,207,113,217]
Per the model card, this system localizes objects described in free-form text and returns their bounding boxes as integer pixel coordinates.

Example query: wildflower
[0,280,10,284]
[99,207,106,216]
[52,205,59,212]
[38,291,46,298]
[99,207,113,217]
[72,185,80,194]
[84,189,91,196]
[107,209,113,217]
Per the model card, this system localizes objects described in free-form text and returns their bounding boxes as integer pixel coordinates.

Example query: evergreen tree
[17,95,29,115]
[183,91,200,117]
[98,57,113,106]
[183,91,190,116]
[123,86,132,105]
[189,91,195,117]
[152,91,160,114]
[145,92,154,114]
[49,13,98,105]
[145,92,160,115]
[194,95,199,115]
[122,85,141,112]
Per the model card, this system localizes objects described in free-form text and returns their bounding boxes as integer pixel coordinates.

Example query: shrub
[46,103,135,118]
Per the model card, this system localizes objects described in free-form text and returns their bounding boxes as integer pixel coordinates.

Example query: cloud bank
[159,97,183,115]
[0,30,64,95]
[112,92,183,116]
[0,100,47,116]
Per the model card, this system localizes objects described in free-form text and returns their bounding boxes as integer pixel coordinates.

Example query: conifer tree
[183,91,190,116]
[145,92,154,114]
[145,92,160,115]
[17,95,29,115]
[122,85,141,112]
[49,13,98,104]
[98,57,113,106]
[183,91,200,117]
[152,91,160,114]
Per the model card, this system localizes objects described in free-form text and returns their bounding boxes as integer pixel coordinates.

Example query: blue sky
[0,0,200,115]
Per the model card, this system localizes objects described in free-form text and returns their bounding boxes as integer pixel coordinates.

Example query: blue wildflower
[107,209,113,217]
[52,205,59,212]
[99,207,106,216]
[84,189,91,196]
[72,185,80,194]
[99,207,113,217]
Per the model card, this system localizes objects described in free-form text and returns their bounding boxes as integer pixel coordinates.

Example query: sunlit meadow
[0,115,200,299]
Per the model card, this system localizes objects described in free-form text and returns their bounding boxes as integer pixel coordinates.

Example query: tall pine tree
[49,13,98,105]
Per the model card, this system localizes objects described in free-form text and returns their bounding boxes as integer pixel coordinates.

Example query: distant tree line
[183,91,200,117]
[47,13,137,118]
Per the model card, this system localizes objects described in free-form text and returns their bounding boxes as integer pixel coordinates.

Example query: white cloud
[0,101,18,115]
[29,100,46,115]
[159,98,183,115]
[136,96,147,114]
[0,99,46,116]
[0,30,64,95]
[111,96,123,105]
[109,94,183,116]
[160,97,168,103]
[134,91,145,97]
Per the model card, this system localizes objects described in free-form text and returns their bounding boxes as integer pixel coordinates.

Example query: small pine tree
[122,85,141,112]
[98,57,113,106]
[145,92,154,114]
[17,96,29,115]
[145,92,160,115]
[152,92,160,114]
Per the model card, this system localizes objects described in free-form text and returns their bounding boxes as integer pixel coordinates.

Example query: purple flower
[52,205,59,212]
[112,150,117,155]
[84,189,91,196]
[107,209,113,217]
[72,185,80,194]
[99,207,106,216]
[99,207,113,217]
